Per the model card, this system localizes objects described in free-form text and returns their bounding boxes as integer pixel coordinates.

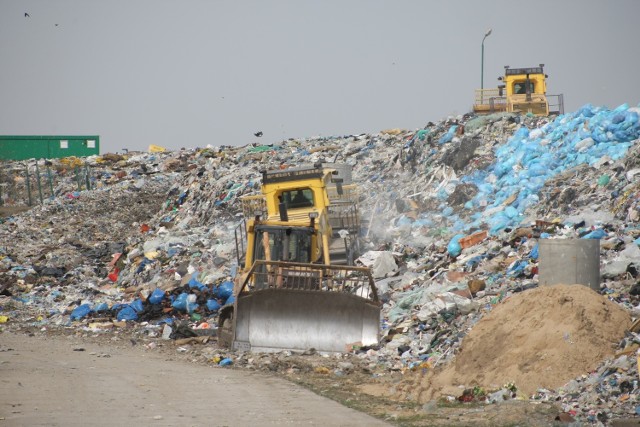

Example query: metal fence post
[35,160,44,204]
[25,163,32,206]
[74,166,81,192]
[46,165,54,199]
[84,163,91,190]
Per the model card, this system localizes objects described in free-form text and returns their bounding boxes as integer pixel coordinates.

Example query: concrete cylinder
[538,239,600,291]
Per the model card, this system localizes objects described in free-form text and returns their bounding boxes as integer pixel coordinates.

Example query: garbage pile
[2,102,640,424]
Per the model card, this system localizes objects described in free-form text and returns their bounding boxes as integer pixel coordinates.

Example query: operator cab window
[282,188,314,209]
[514,81,534,94]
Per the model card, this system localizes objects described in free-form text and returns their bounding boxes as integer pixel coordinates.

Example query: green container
[0,135,100,160]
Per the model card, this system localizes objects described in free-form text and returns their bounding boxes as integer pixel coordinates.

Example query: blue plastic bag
[206,299,221,312]
[225,295,235,305]
[130,298,144,312]
[172,293,198,313]
[136,258,153,274]
[438,125,458,144]
[508,260,528,277]
[93,302,109,313]
[504,206,519,219]
[70,304,92,320]
[217,281,234,300]
[447,234,466,257]
[148,288,165,304]
[111,303,126,312]
[188,274,207,292]
[117,305,138,321]
[582,229,606,239]
[219,358,233,366]
[172,293,189,311]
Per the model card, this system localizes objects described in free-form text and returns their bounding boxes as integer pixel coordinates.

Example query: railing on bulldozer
[237,260,378,301]
[548,94,565,115]
[326,183,359,203]
[473,89,507,114]
[327,200,360,235]
[474,89,564,116]
[233,219,248,267]
[327,201,362,264]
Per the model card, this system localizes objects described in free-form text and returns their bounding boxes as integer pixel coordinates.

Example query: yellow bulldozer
[218,163,380,353]
[473,64,564,116]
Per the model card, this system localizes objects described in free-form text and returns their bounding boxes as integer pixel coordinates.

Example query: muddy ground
[0,324,567,427]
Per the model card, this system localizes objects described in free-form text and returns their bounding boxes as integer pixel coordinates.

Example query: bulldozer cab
[473,64,564,116]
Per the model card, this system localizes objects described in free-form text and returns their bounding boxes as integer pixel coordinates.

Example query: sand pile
[411,284,632,401]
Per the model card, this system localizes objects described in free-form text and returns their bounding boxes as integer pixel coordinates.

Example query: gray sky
[1,0,639,154]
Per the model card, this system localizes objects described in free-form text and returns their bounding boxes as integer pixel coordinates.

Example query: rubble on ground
[2,103,640,424]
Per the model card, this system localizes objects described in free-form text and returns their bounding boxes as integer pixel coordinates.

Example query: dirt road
[0,332,391,427]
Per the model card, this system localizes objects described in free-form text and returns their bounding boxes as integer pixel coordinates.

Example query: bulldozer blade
[231,288,380,353]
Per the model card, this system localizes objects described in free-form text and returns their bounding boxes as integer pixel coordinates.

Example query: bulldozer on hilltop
[473,64,564,116]
[217,163,380,353]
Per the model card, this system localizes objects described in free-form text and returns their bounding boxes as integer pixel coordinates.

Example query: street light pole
[481,29,492,92]
[480,29,492,107]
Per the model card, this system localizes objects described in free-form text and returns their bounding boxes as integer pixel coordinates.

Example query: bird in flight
[254,131,263,137]
[24,12,30,17]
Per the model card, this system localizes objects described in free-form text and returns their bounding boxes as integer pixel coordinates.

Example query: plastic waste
[148,144,167,153]
[188,274,208,292]
[136,258,153,274]
[217,281,234,300]
[172,293,189,311]
[107,268,119,282]
[116,305,138,321]
[162,324,173,340]
[582,229,607,239]
[130,298,144,312]
[416,129,429,140]
[219,358,233,366]
[438,125,458,144]
[447,234,466,257]
[507,260,528,277]
[93,302,109,312]
[530,244,539,260]
[70,304,92,320]
[206,299,221,312]
[148,288,165,304]
[171,293,199,313]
